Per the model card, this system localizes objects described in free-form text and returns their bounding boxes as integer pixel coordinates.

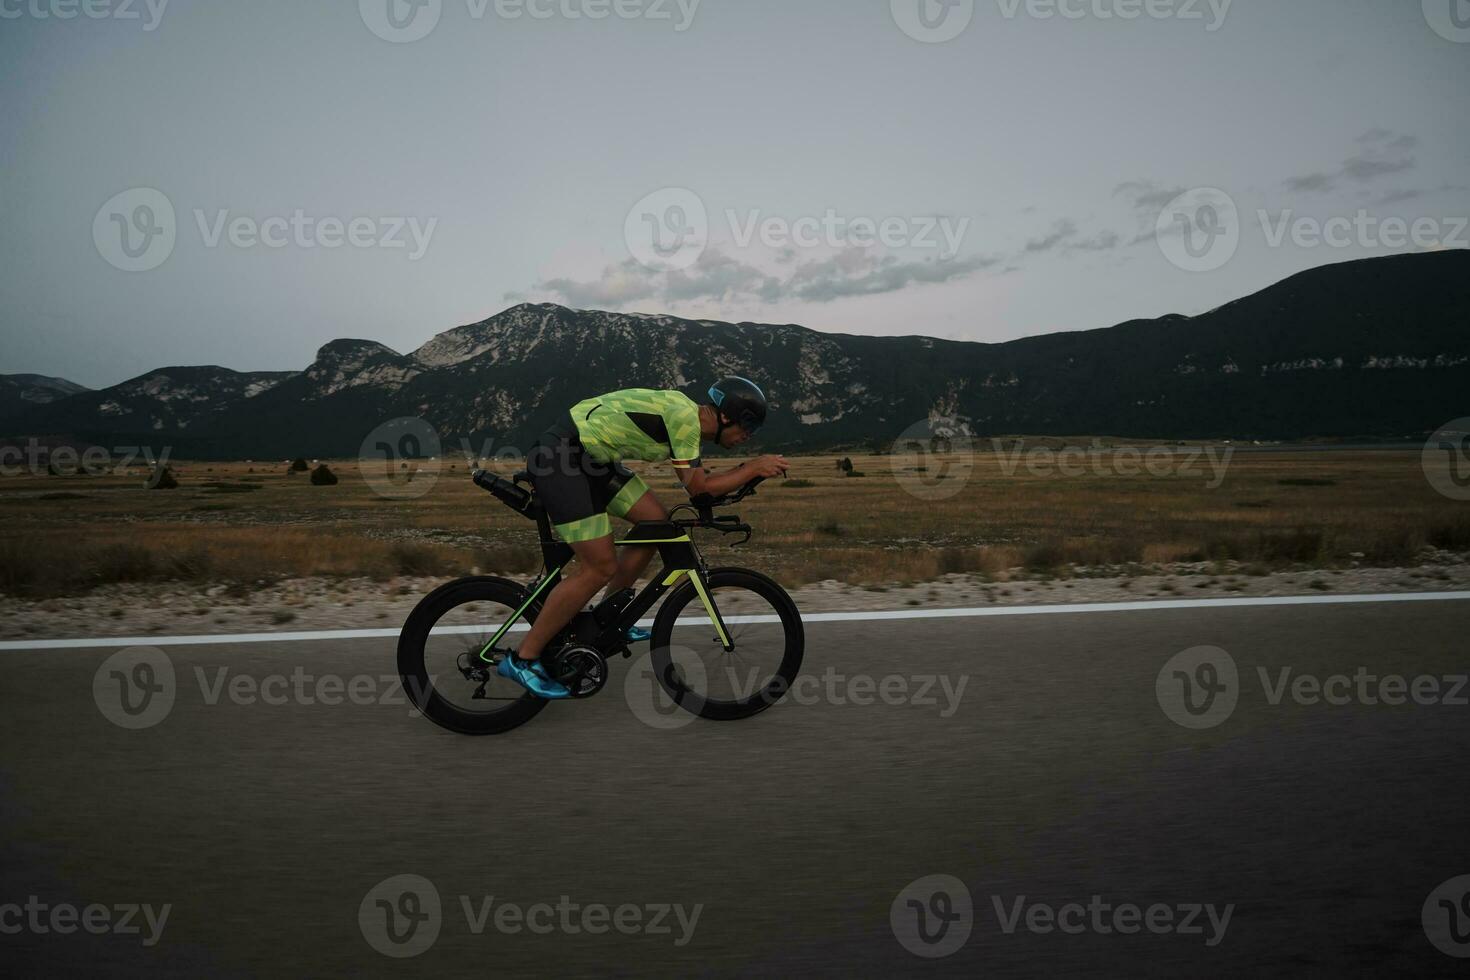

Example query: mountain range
[0,374,91,417]
[3,251,1467,458]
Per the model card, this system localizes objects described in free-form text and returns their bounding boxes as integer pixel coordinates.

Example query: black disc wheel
[397,577,549,736]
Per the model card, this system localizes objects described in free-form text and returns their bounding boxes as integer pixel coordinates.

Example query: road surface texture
[2,596,1468,976]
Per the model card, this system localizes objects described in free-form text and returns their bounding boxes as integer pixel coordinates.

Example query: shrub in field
[1358,526,1423,565]
[0,539,42,595]
[165,543,214,581]
[936,547,1005,576]
[837,457,852,473]
[1258,528,1324,563]
[148,466,179,490]
[91,544,159,585]
[290,457,309,473]
[1428,516,1470,552]
[389,541,455,577]
[1023,539,1069,573]
[310,464,339,486]
[474,544,541,574]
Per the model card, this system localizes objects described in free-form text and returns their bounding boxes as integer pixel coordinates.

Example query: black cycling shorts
[526,419,650,543]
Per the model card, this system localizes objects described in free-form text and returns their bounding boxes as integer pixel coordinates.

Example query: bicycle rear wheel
[649,567,804,721]
[398,577,549,735]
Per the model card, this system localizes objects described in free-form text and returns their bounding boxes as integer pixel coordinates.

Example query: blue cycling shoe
[496,654,572,699]
[625,625,653,643]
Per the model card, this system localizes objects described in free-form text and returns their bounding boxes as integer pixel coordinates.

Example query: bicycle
[398,467,805,735]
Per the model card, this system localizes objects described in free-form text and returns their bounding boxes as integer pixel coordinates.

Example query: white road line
[2,591,1468,651]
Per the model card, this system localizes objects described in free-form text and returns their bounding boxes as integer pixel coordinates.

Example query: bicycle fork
[662,568,734,652]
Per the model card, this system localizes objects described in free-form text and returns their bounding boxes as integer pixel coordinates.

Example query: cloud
[1024,219,1078,254]
[533,259,659,307]
[1283,129,1418,192]
[1023,219,1122,254]
[1284,172,1335,193]
[1375,189,1424,206]
[1072,230,1121,252]
[1113,181,1188,246]
[1341,154,1416,181]
[518,246,996,310]
[663,251,775,302]
[520,200,1173,315]
[1359,129,1417,150]
[1114,181,1187,212]
[787,250,997,302]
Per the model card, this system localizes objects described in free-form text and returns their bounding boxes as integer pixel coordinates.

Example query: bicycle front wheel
[649,567,804,721]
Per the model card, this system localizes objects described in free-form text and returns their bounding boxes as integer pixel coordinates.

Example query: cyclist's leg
[518,441,619,662]
[605,472,666,594]
[516,533,617,662]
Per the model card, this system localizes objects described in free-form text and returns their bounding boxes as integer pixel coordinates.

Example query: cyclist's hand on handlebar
[748,455,790,479]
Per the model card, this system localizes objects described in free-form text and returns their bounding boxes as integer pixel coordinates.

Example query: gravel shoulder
[4,556,1469,642]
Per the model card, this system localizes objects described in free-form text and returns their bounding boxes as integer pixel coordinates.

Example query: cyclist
[498,377,789,698]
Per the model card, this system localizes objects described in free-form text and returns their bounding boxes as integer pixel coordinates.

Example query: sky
[2,0,1468,389]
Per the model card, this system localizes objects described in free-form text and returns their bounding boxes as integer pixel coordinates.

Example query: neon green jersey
[569,389,704,468]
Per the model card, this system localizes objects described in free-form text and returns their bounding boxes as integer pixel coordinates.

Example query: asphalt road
[2,597,1468,977]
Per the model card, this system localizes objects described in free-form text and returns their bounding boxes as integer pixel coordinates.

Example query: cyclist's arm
[676,461,757,499]
[665,396,783,498]
[665,396,742,498]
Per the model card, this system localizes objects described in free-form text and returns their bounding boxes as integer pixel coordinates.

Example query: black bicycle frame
[475,504,734,664]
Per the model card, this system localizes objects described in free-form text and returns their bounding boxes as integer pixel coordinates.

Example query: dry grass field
[2,447,1468,600]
